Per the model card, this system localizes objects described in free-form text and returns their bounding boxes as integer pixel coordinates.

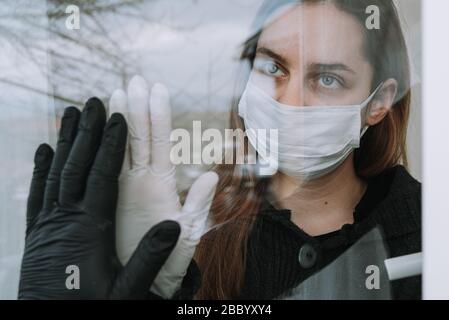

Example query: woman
[194,0,421,299]
[17,0,420,301]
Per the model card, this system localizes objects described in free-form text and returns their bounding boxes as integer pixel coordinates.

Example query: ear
[366,78,398,126]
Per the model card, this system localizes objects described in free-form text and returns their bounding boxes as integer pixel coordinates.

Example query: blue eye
[254,59,285,78]
[318,74,342,89]
[264,63,280,75]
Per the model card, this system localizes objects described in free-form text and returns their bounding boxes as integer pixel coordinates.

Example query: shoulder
[368,165,421,198]
[373,165,421,218]
[368,165,421,254]
[370,165,421,224]
[371,166,422,300]
[386,165,421,191]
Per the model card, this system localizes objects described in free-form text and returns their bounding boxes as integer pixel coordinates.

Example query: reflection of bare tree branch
[23,19,126,68]
[0,0,220,116]
[0,0,163,105]
[46,0,144,19]
[0,78,83,106]
[48,49,122,75]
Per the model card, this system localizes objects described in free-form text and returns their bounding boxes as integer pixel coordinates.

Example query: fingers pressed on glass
[44,106,81,209]
[109,89,131,172]
[59,98,106,207]
[149,83,173,174]
[26,143,54,233]
[127,75,151,169]
[84,113,128,219]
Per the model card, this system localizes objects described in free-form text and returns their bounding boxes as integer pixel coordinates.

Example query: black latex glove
[19,98,181,299]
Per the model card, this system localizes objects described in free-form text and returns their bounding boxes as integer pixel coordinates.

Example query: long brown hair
[195,0,411,299]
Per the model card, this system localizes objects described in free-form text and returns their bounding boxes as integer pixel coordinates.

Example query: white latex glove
[108,75,218,299]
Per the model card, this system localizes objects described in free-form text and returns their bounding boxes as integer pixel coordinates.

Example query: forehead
[257,3,367,65]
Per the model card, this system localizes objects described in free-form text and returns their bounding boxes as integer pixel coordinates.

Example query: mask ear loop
[361,82,384,137]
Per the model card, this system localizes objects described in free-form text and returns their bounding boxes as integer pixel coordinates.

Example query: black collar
[256,165,421,244]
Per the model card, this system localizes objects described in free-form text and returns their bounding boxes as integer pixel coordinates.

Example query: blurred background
[0,0,421,299]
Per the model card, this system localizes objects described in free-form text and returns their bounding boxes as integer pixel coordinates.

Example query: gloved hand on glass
[19,98,182,299]
[109,75,219,299]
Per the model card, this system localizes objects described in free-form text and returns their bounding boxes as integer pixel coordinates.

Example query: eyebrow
[308,63,356,74]
[256,47,356,74]
[256,47,289,67]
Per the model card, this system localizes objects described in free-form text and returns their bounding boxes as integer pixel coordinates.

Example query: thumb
[181,171,219,241]
[149,171,218,299]
[111,220,180,299]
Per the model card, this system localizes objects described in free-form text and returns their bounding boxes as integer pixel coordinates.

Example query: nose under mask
[238,81,383,181]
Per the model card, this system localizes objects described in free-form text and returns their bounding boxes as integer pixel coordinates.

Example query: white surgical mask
[238,80,383,181]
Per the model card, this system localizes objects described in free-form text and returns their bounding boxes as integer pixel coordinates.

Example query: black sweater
[239,165,421,300]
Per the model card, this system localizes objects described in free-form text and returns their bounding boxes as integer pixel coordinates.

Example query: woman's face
[251,3,375,107]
